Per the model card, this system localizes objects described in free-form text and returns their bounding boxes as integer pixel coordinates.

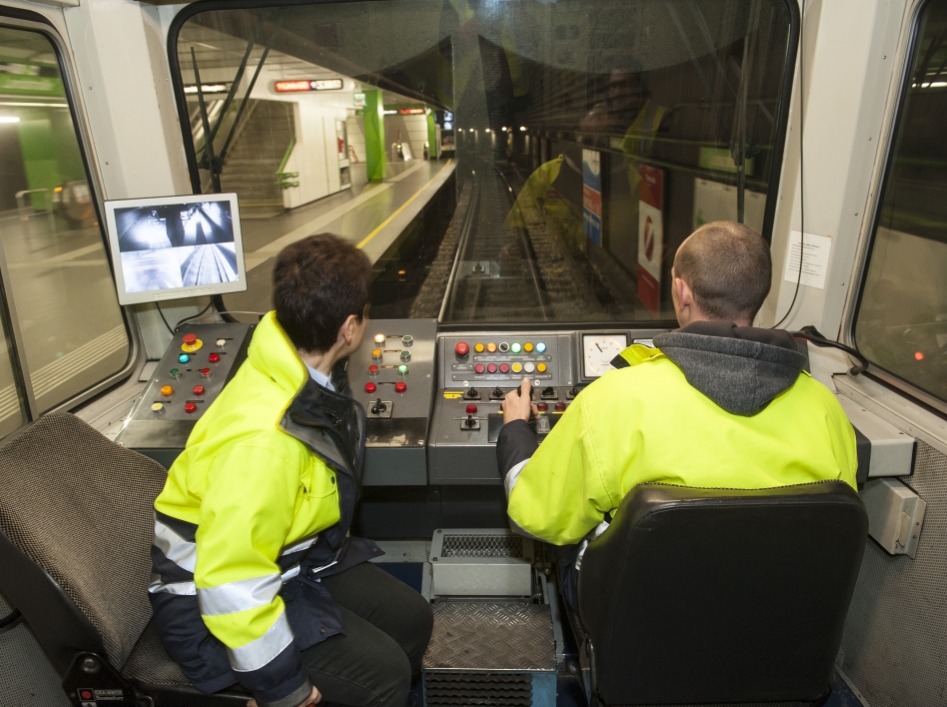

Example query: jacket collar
[248,311,309,397]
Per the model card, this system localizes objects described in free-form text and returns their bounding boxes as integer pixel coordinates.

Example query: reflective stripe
[228,611,294,672]
[153,518,197,573]
[574,519,611,572]
[281,565,301,582]
[505,458,530,498]
[280,535,318,556]
[199,574,281,617]
[148,574,197,595]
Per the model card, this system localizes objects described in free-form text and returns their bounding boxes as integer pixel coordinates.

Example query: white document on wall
[783,231,832,290]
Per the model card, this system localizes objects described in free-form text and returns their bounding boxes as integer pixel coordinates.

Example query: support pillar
[363,90,385,181]
[427,111,438,160]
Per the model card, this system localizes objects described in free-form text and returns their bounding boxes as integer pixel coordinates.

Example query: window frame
[0,8,139,424]
[167,0,800,330]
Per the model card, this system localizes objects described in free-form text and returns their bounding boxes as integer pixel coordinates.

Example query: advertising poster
[582,149,602,246]
[637,165,664,316]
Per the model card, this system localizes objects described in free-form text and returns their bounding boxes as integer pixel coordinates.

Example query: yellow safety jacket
[149,312,377,707]
[502,325,858,547]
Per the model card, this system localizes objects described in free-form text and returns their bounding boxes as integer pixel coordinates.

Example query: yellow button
[372,348,383,359]
[487,343,497,353]
[536,363,547,373]
[524,342,534,352]
[160,385,174,396]
[475,343,485,353]
[512,363,522,373]
[151,402,164,412]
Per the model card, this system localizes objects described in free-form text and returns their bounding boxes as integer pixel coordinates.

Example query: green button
[398,364,408,375]
[170,368,180,378]
[511,342,522,354]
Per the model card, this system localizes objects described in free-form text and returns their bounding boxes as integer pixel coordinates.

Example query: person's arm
[196,444,316,707]
[498,379,618,545]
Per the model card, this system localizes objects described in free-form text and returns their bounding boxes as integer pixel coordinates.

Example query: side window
[0,22,130,427]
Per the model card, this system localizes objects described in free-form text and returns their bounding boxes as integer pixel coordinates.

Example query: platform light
[0,116,20,123]
[519,126,527,131]
[501,127,508,132]
[485,128,491,133]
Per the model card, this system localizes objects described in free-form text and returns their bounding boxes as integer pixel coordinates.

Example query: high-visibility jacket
[149,311,379,707]
[498,324,858,547]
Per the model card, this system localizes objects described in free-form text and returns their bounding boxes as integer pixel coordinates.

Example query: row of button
[178,352,221,364]
[374,333,414,346]
[455,341,547,356]
[169,367,212,379]
[160,384,207,397]
[372,349,411,362]
[152,401,202,414]
[368,364,409,376]
[460,401,567,413]
[364,382,407,394]
[473,362,547,374]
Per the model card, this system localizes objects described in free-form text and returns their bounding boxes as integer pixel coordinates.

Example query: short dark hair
[273,234,372,353]
[673,221,771,322]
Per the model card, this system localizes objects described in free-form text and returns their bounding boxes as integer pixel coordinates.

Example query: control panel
[116,322,254,467]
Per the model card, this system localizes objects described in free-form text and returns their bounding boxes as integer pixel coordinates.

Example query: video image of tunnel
[115,201,239,292]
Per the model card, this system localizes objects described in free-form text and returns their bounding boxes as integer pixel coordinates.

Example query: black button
[330,477,336,484]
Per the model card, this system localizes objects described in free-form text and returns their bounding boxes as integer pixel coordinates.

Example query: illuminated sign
[274,79,345,93]
[353,92,365,108]
[183,84,230,95]
[398,108,425,115]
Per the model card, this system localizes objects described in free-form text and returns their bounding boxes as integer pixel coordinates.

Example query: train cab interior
[0,0,945,705]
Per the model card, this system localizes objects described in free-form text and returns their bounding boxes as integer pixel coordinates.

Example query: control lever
[541,386,557,400]
[567,386,580,399]
[490,386,505,400]
[464,414,477,428]
[464,387,481,400]
[371,398,387,415]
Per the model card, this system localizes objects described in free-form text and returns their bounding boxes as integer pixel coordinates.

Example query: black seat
[576,482,868,707]
[0,411,247,706]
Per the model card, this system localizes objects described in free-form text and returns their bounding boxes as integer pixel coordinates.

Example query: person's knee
[400,594,434,669]
[369,649,412,707]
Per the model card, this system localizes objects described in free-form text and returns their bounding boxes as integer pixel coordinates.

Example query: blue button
[178,353,190,363]
[535,342,546,353]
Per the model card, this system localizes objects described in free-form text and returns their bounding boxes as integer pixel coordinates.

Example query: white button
[524,362,535,373]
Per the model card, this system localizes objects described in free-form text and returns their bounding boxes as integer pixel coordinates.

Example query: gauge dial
[583,334,628,379]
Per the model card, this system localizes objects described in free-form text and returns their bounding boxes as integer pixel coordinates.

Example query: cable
[773,0,805,330]
[155,302,174,335]
[174,300,215,331]
[793,325,869,377]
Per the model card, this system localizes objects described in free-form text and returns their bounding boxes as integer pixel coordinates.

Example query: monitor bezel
[103,192,248,306]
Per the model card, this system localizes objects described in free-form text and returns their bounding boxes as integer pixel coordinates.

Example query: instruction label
[783,231,831,290]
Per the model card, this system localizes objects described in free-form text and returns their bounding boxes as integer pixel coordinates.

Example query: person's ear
[675,277,694,309]
[340,314,358,346]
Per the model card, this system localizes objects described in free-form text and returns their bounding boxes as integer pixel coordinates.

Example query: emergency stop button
[455,342,469,357]
[181,333,203,353]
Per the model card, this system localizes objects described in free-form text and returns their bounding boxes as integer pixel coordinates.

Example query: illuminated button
[372,348,383,360]
[499,342,510,353]
[151,402,164,413]
[511,342,522,354]
[368,365,379,376]
[499,363,510,374]
[466,404,478,414]
[200,367,211,377]
[395,381,407,393]
[512,363,522,373]
[398,364,409,375]
[536,363,547,373]
[160,385,173,397]
[536,402,548,412]
[401,350,411,362]
[524,362,535,373]
[402,335,413,347]
[216,338,227,347]
[374,333,386,344]
[555,401,567,412]
[536,342,547,353]
[178,353,190,364]
[364,382,377,394]
[487,363,498,374]
[208,353,220,364]
[475,343,485,353]
[524,342,534,352]
[487,343,497,353]
[169,368,180,379]
[193,385,205,396]
[475,363,486,374]
[455,342,470,357]
[184,402,198,414]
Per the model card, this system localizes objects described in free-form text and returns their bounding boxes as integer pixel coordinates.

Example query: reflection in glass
[0,27,129,415]
[855,2,947,405]
[178,0,794,323]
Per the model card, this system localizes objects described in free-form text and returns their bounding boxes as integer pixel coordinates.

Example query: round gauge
[583,334,627,378]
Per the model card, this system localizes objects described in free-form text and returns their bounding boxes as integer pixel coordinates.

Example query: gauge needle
[596,343,602,351]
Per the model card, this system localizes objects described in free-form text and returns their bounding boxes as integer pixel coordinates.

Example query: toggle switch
[371,399,387,415]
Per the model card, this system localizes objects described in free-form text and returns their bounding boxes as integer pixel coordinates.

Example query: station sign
[274,78,344,93]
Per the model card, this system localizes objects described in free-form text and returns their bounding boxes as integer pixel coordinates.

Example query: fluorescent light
[0,101,68,108]
[0,116,20,123]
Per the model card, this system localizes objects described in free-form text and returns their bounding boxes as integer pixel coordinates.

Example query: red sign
[274,80,311,93]
[398,108,426,115]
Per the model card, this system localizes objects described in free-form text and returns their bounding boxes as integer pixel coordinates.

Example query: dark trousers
[302,563,434,707]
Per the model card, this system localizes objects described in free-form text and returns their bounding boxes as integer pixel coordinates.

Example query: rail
[439,171,481,323]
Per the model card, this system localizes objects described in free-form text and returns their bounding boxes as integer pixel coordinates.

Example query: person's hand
[247,685,321,707]
[502,378,538,425]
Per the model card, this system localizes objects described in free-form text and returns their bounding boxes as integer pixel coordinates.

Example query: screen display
[105,195,246,305]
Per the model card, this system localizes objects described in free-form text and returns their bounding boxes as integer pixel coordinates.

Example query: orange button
[160,385,173,396]
[536,363,547,373]
[372,348,383,360]
[487,343,497,353]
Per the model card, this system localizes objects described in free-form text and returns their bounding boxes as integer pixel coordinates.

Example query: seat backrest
[0,412,167,674]
[578,481,867,706]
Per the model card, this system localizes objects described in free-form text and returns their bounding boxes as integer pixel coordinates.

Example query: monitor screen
[104,193,247,305]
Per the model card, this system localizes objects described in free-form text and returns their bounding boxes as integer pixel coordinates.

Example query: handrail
[276,136,296,175]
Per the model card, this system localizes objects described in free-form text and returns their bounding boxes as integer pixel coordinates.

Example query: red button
[368,365,379,376]
[466,404,478,414]
[365,382,377,394]
[208,352,220,363]
[555,401,567,412]
[395,381,407,393]
[537,402,548,411]
[455,342,469,357]
[475,363,485,374]
[487,363,498,373]
[193,385,205,395]
[184,402,198,414]
[200,367,211,377]
[80,691,93,700]
[182,333,197,345]
[499,363,510,373]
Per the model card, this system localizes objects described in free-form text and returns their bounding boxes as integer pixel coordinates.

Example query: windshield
[173,0,795,324]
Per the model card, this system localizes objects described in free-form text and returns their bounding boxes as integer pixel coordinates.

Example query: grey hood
[650,321,808,416]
